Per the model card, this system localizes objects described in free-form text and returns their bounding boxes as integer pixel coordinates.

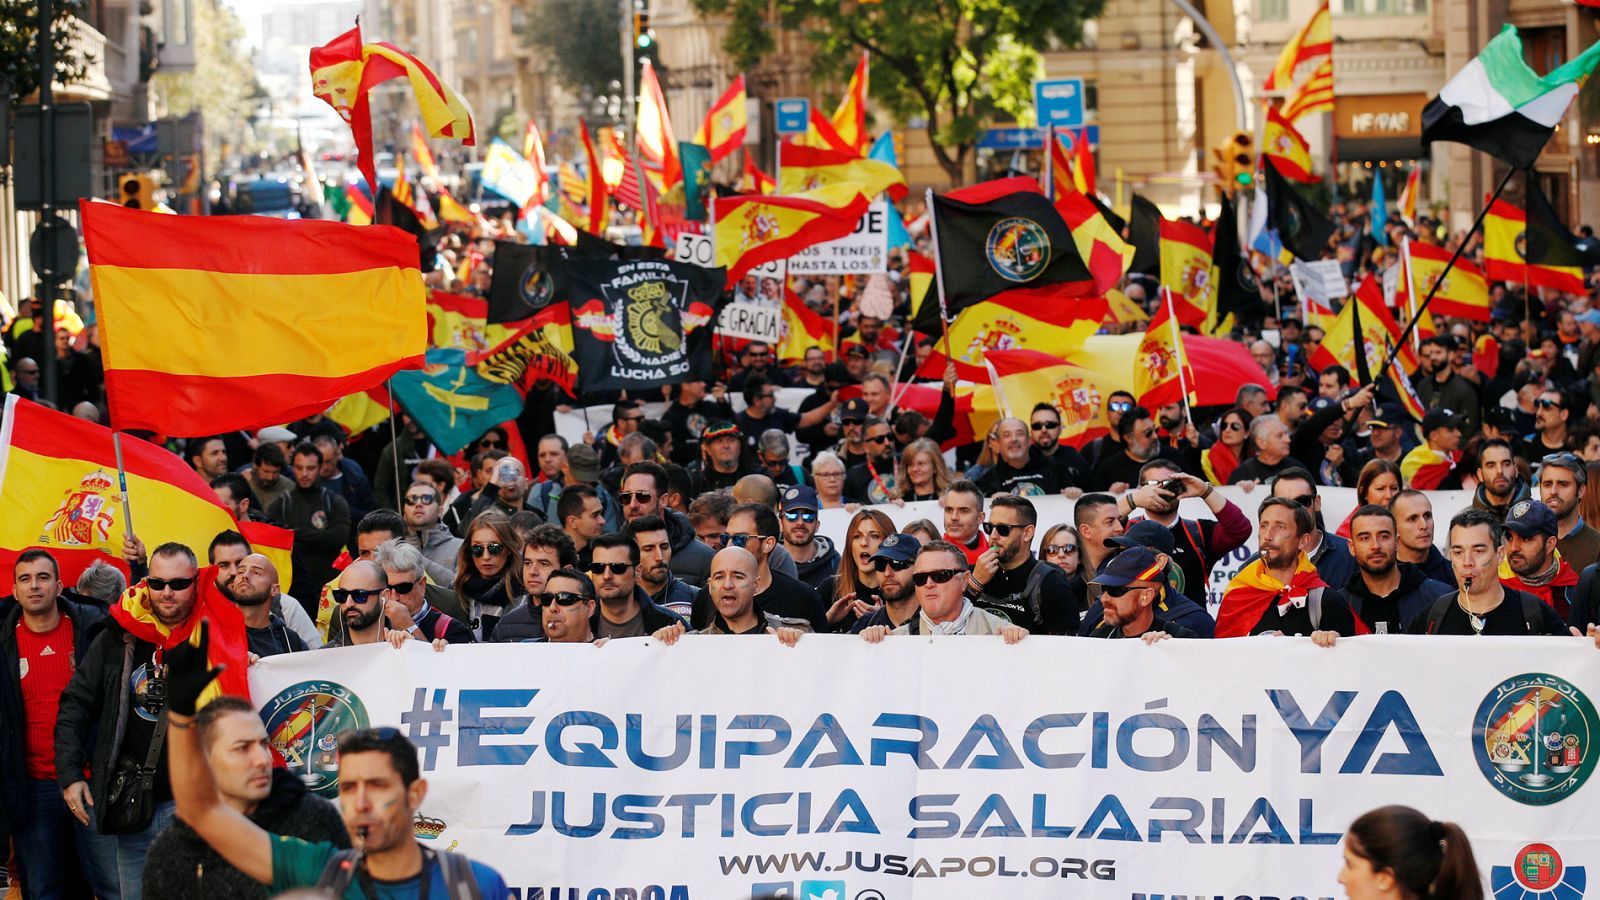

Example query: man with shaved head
[219,553,307,658]
[652,546,809,642]
[323,560,393,648]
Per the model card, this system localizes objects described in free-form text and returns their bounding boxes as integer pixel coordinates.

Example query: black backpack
[316,846,482,899]
[1422,591,1545,635]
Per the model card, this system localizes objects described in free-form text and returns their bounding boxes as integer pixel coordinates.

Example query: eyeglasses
[866,434,892,444]
[538,591,588,607]
[587,562,633,575]
[404,494,438,506]
[1044,544,1079,556]
[469,543,506,558]
[912,568,963,587]
[1101,584,1147,598]
[1031,421,1062,431]
[725,533,762,548]
[873,557,914,572]
[332,587,383,604]
[815,470,845,478]
[386,579,420,594]
[783,510,818,523]
[1109,401,1133,412]
[146,576,196,592]
[617,491,655,505]
[980,522,1021,537]
[1139,428,1159,439]
[1220,421,1246,432]
[1535,398,1563,410]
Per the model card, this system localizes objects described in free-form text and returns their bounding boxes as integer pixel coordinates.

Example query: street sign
[1033,78,1086,128]
[13,103,94,209]
[977,125,1099,151]
[30,215,78,283]
[775,98,811,135]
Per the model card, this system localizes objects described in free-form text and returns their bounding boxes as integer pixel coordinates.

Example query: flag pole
[386,378,403,511]
[923,187,957,368]
[1044,126,1055,201]
[112,431,135,541]
[886,320,917,416]
[1400,234,1421,352]
[1377,164,1516,380]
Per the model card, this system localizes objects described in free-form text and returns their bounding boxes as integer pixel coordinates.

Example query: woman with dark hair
[1338,805,1482,900]
[818,508,896,631]
[454,509,520,638]
[1039,524,1080,579]
[1337,459,1404,539]
[1202,407,1252,486]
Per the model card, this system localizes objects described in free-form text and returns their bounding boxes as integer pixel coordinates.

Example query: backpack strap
[316,848,362,893]
[1020,560,1057,627]
[1307,586,1324,630]
[1423,592,1455,635]
[432,612,455,642]
[437,850,484,900]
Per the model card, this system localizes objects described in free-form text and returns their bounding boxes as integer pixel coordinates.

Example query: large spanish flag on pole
[1483,199,1526,284]
[986,347,1115,449]
[83,201,428,436]
[695,75,748,163]
[776,143,908,201]
[917,299,1100,382]
[712,184,870,281]
[1406,239,1490,320]
[1159,217,1216,327]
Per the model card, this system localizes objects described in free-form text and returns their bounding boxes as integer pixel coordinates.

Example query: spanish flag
[829,52,870,155]
[1483,198,1525,284]
[1401,442,1458,490]
[344,184,374,226]
[1263,106,1317,183]
[410,121,438,179]
[0,396,239,586]
[1263,0,1332,91]
[1159,217,1215,326]
[1216,555,1330,638]
[1056,188,1134,295]
[522,120,551,206]
[436,187,475,226]
[579,119,610,236]
[1398,166,1421,225]
[917,299,1100,382]
[1134,295,1194,409]
[426,290,521,353]
[1072,128,1097,196]
[986,347,1114,448]
[696,75,748,163]
[83,201,427,436]
[1046,128,1075,200]
[112,571,252,707]
[712,184,870,281]
[778,285,834,362]
[325,385,393,439]
[795,108,856,155]
[1310,276,1427,421]
[237,520,297,594]
[1281,59,1335,122]
[777,143,908,201]
[741,157,776,195]
[636,60,681,190]
[1406,240,1489,320]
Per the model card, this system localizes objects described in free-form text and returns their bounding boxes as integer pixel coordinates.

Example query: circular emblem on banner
[1515,229,1529,262]
[1472,673,1598,806]
[519,263,555,313]
[261,680,370,798]
[1490,842,1587,897]
[985,217,1051,283]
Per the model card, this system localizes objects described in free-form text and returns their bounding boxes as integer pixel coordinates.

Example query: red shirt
[946,531,990,566]
[17,616,74,780]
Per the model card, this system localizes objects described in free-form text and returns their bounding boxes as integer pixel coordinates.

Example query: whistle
[1463,576,1474,592]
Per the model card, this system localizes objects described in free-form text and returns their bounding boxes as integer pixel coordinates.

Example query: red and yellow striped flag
[1056,189,1134,295]
[1071,129,1096,196]
[828,52,870,154]
[712,184,870,281]
[741,157,776,195]
[1484,199,1524,284]
[1281,59,1334,122]
[776,143,907,200]
[579,119,610,235]
[1047,128,1074,200]
[325,384,393,437]
[238,520,296,594]
[985,347,1114,448]
[1135,295,1194,408]
[778,285,834,362]
[1159,218,1215,327]
[1407,240,1489,321]
[1263,106,1317,183]
[918,297,1101,382]
[522,120,550,207]
[83,201,427,436]
[636,60,681,190]
[344,184,374,225]
[410,121,438,179]
[1264,0,1332,91]
[696,75,748,163]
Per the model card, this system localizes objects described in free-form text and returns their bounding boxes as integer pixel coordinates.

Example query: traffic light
[119,173,157,210]
[1211,131,1254,196]
[633,12,654,49]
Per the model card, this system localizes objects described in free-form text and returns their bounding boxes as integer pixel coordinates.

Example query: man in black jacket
[142,696,347,898]
[619,461,713,586]
[268,442,351,614]
[1344,505,1452,634]
[588,533,688,638]
[0,549,118,899]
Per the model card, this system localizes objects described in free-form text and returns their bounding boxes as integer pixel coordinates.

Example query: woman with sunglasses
[1201,406,1252,486]
[1038,524,1080,579]
[453,510,519,640]
[893,438,952,503]
[818,509,896,631]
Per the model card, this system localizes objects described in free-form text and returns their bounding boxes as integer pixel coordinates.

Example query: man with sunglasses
[849,534,922,633]
[400,481,462,583]
[589,533,688,638]
[844,416,901,504]
[860,541,1027,641]
[491,525,579,642]
[1082,391,1136,472]
[620,461,714,586]
[1086,545,1198,641]
[1030,402,1090,491]
[535,568,600,643]
[324,561,409,649]
[375,541,475,644]
[1116,459,1250,608]
[967,495,1077,634]
[688,504,829,634]
[1520,389,1576,458]
[780,486,839,591]
[976,417,1063,498]
[1540,453,1600,572]
[1088,406,1182,493]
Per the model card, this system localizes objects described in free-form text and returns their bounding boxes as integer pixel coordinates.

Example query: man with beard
[1082,391,1136,470]
[689,421,756,496]
[1415,335,1480,433]
[1029,402,1089,491]
[220,554,306,658]
[843,417,901,504]
[322,561,393,647]
[1409,508,1570,635]
[976,417,1061,497]
[831,398,872,469]
[625,514,697,621]
[779,486,839,591]
[1343,505,1451,634]
[849,534,922,633]
[269,443,351,609]
[1089,406,1182,492]
[689,504,828,633]
[1391,489,1453,585]
[1216,497,1356,638]
[1471,438,1530,519]
[1540,453,1600,572]
[967,494,1078,634]
[1519,388,1575,458]
[651,547,809,642]
[588,533,687,639]
[1499,500,1580,621]
[1115,460,1250,607]
[1086,545,1199,640]
[619,461,714,586]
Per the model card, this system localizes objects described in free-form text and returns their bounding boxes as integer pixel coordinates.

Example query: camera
[1158,478,1186,497]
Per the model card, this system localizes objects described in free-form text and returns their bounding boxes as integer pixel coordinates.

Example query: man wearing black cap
[1416,335,1480,433]
[966,495,1077,634]
[1520,388,1576,458]
[831,398,872,469]
[1086,546,1198,641]
[1401,408,1464,490]
[1408,508,1570,635]
[780,486,839,591]
[1500,499,1579,620]
[662,379,732,467]
[1344,504,1452,635]
[689,421,755,496]
[1115,460,1250,607]
[850,533,922,633]
[1076,519,1216,638]
[1352,405,1407,469]
[1471,438,1530,520]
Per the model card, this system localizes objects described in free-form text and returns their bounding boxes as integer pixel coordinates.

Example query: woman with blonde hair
[818,508,896,631]
[454,509,520,638]
[894,438,952,502]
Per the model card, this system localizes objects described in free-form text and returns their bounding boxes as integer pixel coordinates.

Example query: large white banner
[252,638,1600,899]
[787,202,890,276]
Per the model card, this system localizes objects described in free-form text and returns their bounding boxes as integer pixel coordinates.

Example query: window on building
[1522,27,1566,74]
[1341,0,1428,14]
[1255,0,1288,21]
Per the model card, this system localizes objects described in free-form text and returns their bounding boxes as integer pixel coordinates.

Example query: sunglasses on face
[873,557,914,572]
[1290,494,1317,508]
[783,509,818,523]
[470,543,506,558]
[841,418,864,427]
[1109,401,1133,413]
[404,494,438,505]
[725,533,762,549]
[1220,421,1245,432]
[617,491,655,505]
[1139,428,1159,439]
[478,441,505,450]
[1044,544,1079,556]
[866,434,892,444]
[1032,421,1062,431]
[588,562,633,575]
[1101,584,1146,598]
[621,415,645,423]
[538,591,588,607]
[1535,399,1562,410]
[332,587,383,604]
[146,576,196,592]
[980,522,1021,537]
[386,579,420,595]
[912,568,963,587]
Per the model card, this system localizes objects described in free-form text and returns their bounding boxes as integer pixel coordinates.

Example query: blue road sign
[1033,78,1086,128]
[978,125,1099,151]
[775,98,811,135]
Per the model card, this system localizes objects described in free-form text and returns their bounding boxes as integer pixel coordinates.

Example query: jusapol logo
[260,680,370,798]
[1472,673,1597,806]
[1489,842,1587,899]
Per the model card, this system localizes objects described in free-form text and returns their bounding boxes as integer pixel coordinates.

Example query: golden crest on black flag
[562,258,724,392]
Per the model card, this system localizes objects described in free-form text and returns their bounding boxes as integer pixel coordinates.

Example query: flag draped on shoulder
[309,25,475,195]
[83,201,426,436]
[696,75,748,163]
[712,184,870,282]
[1422,24,1600,169]
[1159,218,1215,327]
[1264,0,1332,91]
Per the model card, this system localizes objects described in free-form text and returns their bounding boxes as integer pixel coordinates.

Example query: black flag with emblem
[1210,196,1265,330]
[1263,157,1336,262]
[928,177,1094,319]
[487,236,667,324]
[561,257,725,392]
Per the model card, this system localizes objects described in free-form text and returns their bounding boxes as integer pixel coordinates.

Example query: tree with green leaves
[522,0,625,102]
[0,0,91,100]
[152,0,263,177]
[690,0,1104,184]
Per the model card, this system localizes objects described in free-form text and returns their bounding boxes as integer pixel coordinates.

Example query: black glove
[164,618,224,717]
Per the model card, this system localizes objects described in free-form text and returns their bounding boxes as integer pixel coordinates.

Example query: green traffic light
[1235,172,1253,186]
[636,32,654,49]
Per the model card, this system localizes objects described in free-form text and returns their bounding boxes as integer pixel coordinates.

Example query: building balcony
[51,16,115,104]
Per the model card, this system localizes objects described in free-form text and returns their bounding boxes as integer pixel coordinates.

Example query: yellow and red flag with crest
[777,144,907,201]
[1159,218,1215,327]
[1406,240,1489,321]
[1264,107,1317,183]
[696,75,748,163]
[1135,295,1195,408]
[712,184,870,281]
[986,348,1115,448]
